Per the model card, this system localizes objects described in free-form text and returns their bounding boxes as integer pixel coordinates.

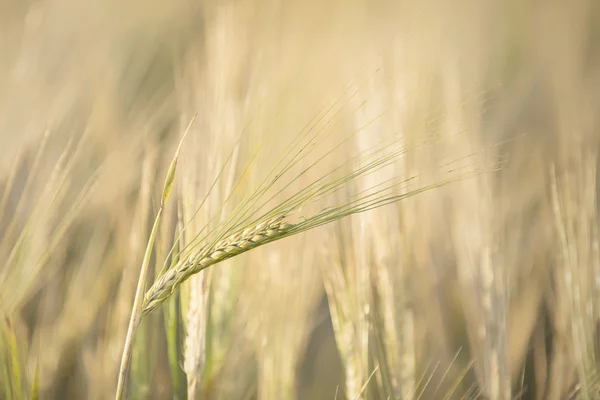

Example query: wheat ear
[142,216,293,315]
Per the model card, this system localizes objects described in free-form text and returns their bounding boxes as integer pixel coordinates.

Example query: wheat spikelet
[142,216,294,315]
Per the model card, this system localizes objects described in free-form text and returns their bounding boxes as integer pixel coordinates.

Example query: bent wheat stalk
[143,215,293,315]
[119,87,501,398]
[142,152,491,316]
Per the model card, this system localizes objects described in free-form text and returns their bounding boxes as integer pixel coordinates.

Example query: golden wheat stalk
[140,86,500,320]
[115,116,196,400]
[142,161,490,318]
[143,215,294,315]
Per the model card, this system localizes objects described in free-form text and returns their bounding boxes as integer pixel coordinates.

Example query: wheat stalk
[114,99,496,399]
[115,116,196,400]
[142,158,490,318]
[143,215,293,315]
[550,157,600,399]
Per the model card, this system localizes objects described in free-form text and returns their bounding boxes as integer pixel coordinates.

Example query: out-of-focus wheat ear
[346,61,416,400]
[182,178,211,400]
[482,244,510,400]
[441,76,510,399]
[370,205,416,400]
[181,138,242,399]
[184,269,211,399]
[321,217,370,400]
[550,158,600,400]
[249,238,322,400]
[115,116,194,400]
[449,177,511,400]
[451,194,511,400]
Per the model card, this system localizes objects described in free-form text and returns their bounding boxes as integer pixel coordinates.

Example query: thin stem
[115,114,195,399]
[116,207,164,400]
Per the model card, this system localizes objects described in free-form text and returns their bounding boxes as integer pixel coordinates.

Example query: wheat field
[0,0,599,399]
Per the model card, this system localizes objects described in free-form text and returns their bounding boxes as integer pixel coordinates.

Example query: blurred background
[0,0,599,399]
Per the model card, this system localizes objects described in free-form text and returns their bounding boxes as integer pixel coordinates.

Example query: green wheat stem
[115,115,195,400]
